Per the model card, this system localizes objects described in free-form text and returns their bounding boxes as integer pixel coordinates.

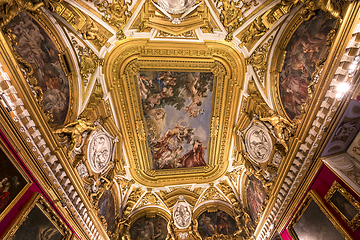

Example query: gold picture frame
[325,181,360,231]
[0,139,31,222]
[287,190,352,240]
[1,192,72,240]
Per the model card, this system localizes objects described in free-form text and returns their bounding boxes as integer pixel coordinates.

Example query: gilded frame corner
[287,190,352,240]
[1,192,71,240]
[325,181,360,231]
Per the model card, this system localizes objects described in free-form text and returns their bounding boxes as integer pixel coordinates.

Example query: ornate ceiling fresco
[0,0,359,239]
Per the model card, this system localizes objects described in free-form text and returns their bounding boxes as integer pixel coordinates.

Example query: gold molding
[0,137,32,223]
[325,181,360,232]
[103,39,244,187]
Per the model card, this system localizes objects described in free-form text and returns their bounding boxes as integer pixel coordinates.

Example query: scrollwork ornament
[215,0,258,41]
[92,0,132,38]
[246,36,274,84]
[72,37,104,86]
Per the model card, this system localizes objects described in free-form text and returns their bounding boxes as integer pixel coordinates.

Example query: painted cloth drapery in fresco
[7,12,70,125]
[247,175,267,221]
[279,10,336,119]
[98,189,116,234]
[137,71,213,170]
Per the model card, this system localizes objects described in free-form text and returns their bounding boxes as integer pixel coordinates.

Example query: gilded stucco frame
[103,39,245,187]
[325,181,360,231]
[1,192,71,240]
[287,190,352,240]
[0,137,32,223]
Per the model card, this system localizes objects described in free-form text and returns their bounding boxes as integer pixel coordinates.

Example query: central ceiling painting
[137,71,214,170]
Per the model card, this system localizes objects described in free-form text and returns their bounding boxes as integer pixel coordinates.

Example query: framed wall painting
[325,181,360,231]
[287,190,352,240]
[0,140,31,222]
[1,192,71,240]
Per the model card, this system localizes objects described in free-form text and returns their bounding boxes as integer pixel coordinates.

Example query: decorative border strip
[0,64,102,239]
[257,13,360,240]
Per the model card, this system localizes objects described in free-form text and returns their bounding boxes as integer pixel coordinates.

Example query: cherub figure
[81,21,99,40]
[0,0,44,28]
[54,118,100,157]
[259,110,296,153]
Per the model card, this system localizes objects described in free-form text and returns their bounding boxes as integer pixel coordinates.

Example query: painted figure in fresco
[180,140,207,168]
[130,216,168,240]
[197,210,236,237]
[153,119,195,169]
[247,175,266,221]
[279,12,336,119]
[182,76,206,118]
[216,211,229,235]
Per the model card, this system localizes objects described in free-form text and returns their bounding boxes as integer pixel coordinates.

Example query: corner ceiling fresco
[7,12,70,125]
[279,10,336,119]
[0,0,356,239]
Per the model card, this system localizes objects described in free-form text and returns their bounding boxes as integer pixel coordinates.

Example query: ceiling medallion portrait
[87,129,116,173]
[173,196,192,229]
[243,121,273,164]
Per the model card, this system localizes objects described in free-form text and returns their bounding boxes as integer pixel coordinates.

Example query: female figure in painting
[181,140,207,168]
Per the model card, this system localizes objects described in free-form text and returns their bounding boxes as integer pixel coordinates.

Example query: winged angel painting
[137,71,213,170]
